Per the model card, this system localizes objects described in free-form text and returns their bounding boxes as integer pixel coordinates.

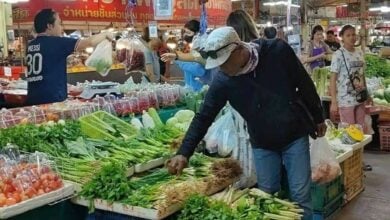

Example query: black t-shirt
[325,40,341,51]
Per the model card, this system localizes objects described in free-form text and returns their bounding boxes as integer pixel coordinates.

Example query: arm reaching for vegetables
[166,74,228,175]
[76,32,113,52]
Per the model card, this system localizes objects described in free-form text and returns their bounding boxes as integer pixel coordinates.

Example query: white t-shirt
[330,47,365,107]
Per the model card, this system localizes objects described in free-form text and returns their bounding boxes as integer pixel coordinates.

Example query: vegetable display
[365,54,390,78]
[0,152,63,208]
[179,187,304,220]
[166,110,195,132]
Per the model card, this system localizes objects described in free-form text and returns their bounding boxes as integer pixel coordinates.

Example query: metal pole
[360,0,367,53]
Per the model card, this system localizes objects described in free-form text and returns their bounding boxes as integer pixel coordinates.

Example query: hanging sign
[154,0,173,20]
[12,0,230,25]
[148,21,158,38]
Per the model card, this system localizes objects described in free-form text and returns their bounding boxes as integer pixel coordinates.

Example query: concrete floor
[333,152,390,220]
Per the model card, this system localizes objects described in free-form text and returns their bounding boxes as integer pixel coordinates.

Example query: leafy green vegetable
[365,54,390,78]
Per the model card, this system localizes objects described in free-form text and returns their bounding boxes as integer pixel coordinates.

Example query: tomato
[20,193,29,201]
[32,180,41,190]
[44,187,51,193]
[49,181,58,190]
[3,184,15,194]
[0,196,5,207]
[41,180,49,188]
[0,193,5,198]
[12,193,21,203]
[5,197,16,206]
[40,173,48,181]
[47,173,55,181]
[37,189,45,196]
[25,187,37,198]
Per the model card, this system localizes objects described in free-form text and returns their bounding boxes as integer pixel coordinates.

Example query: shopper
[226,9,260,42]
[330,25,372,132]
[305,25,332,72]
[26,8,112,105]
[325,30,341,51]
[264,27,277,39]
[161,20,214,90]
[166,27,326,220]
[144,38,162,83]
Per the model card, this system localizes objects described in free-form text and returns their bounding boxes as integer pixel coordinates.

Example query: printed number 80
[26,53,43,76]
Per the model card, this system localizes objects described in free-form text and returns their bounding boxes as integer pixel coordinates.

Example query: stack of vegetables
[312,67,330,97]
[373,87,390,106]
[0,109,184,185]
[365,54,390,80]
[79,154,243,211]
[179,187,303,220]
[0,151,64,208]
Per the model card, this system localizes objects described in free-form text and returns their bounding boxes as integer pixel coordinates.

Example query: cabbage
[166,117,179,126]
[175,110,195,123]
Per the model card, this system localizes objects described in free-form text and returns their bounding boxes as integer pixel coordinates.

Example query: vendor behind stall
[26,8,112,105]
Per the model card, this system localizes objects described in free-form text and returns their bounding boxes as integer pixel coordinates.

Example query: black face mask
[183,35,194,43]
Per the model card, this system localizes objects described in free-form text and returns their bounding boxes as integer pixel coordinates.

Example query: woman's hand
[330,101,339,116]
[161,53,177,62]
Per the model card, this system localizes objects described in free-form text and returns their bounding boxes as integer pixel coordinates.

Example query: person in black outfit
[325,30,341,52]
[264,27,277,39]
[166,27,326,220]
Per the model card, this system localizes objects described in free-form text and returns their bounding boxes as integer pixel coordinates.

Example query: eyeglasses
[199,42,238,59]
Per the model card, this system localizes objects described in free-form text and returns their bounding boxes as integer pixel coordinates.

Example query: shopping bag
[204,111,230,154]
[310,137,342,184]
[85,39,113,77]
[116,35,146,73]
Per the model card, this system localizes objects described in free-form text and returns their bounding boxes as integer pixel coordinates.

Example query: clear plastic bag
[116,34,146,73]
[85,40,113,77]
[204,110,237,156]
[310,137,342,184]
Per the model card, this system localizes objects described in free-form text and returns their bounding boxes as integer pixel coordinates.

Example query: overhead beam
[309,0,359,8]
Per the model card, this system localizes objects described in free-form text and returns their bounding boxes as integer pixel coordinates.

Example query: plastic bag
[310,137,342,184]
[204,109,237,156]
[116,34,146,73]
[365,114,374,135]
[85,40,113,77]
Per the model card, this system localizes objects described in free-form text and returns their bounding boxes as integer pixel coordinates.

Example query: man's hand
[161,53,177,62]
[316,122,327,137]
[166,155,188,175]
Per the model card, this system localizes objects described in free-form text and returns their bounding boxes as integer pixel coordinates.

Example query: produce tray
[335,147,353,163]
[134,157,169,173]
[0,182,74,219]
[72,178,235,220]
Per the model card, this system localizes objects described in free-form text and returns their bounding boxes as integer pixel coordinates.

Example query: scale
[79,82,121,99]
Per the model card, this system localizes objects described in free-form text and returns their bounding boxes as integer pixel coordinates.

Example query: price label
[149,21,158,38]
[3,67,12,77]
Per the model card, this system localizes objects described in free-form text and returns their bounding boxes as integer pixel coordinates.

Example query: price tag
[148,21,158,38]
[3,67,12,77]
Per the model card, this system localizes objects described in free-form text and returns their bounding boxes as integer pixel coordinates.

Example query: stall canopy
[12,0,231,27]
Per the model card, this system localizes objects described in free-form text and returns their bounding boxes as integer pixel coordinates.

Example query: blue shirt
[144,48,160,83]
[175,61,216,91]
[26,35,78,105]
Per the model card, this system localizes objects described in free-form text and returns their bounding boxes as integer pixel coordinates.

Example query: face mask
[236,43,259,76]
[183,34,194,43]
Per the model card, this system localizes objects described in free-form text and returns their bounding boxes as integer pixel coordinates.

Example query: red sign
[12,0,231,25]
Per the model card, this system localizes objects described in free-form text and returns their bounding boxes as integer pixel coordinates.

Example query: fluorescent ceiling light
[341,4,348,7]
[384,21,390,24]
[369,6,390,13]
[0,0,29,3]
[263,1,300,8]
[330,20,337,23]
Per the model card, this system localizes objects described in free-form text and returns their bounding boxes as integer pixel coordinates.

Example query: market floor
[333,151,390,220]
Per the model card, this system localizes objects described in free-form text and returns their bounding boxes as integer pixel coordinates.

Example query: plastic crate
[311,175,344,212]
[344,174,364,203]
[379,125,390,151]
[313,194,343,220]
[340,148,363,187]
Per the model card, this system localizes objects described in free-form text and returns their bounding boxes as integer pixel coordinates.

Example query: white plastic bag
[218,117,238,157]
[85,40,113,77]
[365,114,374,135]
[204,112,230,154]
[310,137,342,184]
